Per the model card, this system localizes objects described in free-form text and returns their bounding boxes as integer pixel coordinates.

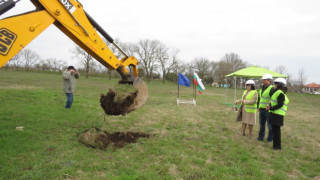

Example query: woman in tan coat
[234,80,258,137]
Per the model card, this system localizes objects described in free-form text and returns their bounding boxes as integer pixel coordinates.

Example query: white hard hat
[261,73,273,80]
[274,78,286,85]
[245,80,255,85]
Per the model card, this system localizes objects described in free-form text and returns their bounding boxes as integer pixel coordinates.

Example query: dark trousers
[272,125,281,149]
[65,93,73,108]
[258,109,273,141]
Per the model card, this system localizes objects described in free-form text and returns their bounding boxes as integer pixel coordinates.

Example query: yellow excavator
[0,0,148,111]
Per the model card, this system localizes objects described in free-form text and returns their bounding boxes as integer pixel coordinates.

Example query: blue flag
[178,73,190,87]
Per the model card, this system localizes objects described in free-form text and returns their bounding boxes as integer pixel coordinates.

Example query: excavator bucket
[100,76,148,116]
[129,77,148,111]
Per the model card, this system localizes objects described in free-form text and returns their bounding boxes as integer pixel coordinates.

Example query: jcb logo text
[0,28,17,56]
[60,0,76,13]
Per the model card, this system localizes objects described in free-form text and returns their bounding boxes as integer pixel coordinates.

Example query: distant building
[211,82,219,87]
[220,84,230,88]
[303,83,320,93]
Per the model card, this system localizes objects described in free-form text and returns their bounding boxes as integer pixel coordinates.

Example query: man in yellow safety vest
[257,74,274,142]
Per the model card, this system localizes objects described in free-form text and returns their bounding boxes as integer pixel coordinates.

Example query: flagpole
[234,76,237,104]
[192,75,194,99]
[177,73,179,99]
[195,82,197,100]
[178,84,180,99]
[194,74,197,101]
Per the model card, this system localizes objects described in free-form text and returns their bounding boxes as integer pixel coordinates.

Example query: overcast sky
[2,0,320,83]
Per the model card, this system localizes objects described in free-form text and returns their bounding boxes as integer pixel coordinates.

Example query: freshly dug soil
[78,128,150,149]
[100,84,138,115]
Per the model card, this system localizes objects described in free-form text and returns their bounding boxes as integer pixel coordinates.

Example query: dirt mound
[78,128,150,149]
[100,84,138,116]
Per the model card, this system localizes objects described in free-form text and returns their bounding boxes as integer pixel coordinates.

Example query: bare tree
[184,62,195,78]
[274,65,288,75]
[163,58,185,83]
[134,39,160,82]
[214,53,247,87]
[10,52,23,71]
[88,60,98,73]
[3,59,11,71]
[206,61,218,86]
[165,48,180,79]
[222,53,246,72]
[21,49,40,71]
[157,45,180,83]
[297,68,307,92]
[172,59,185,75]
[190,57,218,86]
[214,61,228,86]
[39,59,52,71]
[274,65,293,89]
[156,42,169,83]
[95,63,108,73]
[193,57,211,79]
[51,59,66,73]
[121,42,137,57]
[73,46,94,78]
[34,62,42,72]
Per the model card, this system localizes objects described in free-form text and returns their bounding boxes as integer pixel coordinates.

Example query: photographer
[62,66,80,109]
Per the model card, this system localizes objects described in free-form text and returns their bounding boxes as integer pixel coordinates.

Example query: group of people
[61,66,289,150]
[234,73,289,150]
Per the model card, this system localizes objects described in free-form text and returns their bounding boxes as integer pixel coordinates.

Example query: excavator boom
[0,0,148,111]
[1,0,133,74]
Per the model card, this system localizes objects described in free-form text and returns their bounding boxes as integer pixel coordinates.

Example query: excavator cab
[0,0,148,113]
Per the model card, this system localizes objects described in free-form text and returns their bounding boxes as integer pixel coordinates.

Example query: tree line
[3,48,66,73]
[74,38,250,87]
[2,38,307,91]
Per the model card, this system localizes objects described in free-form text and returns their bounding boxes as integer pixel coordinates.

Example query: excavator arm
[0,0,148,110]
[0,0,136,76]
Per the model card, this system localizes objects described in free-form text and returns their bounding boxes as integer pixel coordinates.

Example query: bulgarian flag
[193,72,205,94]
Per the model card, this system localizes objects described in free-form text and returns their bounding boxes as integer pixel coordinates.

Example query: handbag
[236,105,243,122]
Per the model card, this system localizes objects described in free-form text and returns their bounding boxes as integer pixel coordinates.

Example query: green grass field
[0,70,319,179]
